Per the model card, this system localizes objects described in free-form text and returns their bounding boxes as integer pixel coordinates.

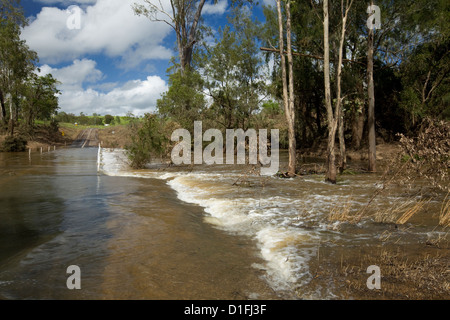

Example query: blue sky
[20,0,271,116]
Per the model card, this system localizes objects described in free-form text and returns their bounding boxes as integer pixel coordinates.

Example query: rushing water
[0,147,447,300]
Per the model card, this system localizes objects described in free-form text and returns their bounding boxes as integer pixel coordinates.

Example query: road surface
[72,128,100,148]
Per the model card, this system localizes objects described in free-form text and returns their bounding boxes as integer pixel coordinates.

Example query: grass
[328,196,358,225]
[371,197,430,225]
[59,122,107,129]
[308,245,450,300]
[348,248,449,299]
[396,198,430,225]
[439,192,450,228]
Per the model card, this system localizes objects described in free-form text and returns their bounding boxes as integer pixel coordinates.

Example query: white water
[99,148,444,298]
[98,149,337,296]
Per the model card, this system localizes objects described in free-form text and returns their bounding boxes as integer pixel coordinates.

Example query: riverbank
[0,123,133,152]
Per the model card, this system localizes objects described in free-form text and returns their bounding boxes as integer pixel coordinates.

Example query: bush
[104,114,114,125]
[1,136,27,152]
[49,118,59,133]
[126,114,170,169]
[398,118,450,192]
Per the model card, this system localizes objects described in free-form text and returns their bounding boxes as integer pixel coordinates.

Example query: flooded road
[0,148,276,299]
[0,148,448,299]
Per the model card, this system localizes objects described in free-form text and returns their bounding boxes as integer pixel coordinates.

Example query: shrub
[126,114,170,169]
[1,136,27,152]
[398,119,450,192]
[104,114,114,125]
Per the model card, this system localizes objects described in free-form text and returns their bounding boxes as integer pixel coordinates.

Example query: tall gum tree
[276,0,296,177]
[323,0,339,183]
[0,0,37,134]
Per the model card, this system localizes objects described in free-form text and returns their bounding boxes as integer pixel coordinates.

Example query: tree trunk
[277,0,296,177]
[286,0,296,177]
[351,107,365,149]
[8,96,14,136]
[338,110,346,172]
[323,0,337,184]
[336,1,352,173]
[179,0,206,74]
[0,89,6,124]
[367,6,376,172]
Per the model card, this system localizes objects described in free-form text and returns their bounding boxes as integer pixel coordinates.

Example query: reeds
[395,198,430,225]
[329,196,429,226]
[439,192,450,228]
[337,248,450,299]
[328,196,358,225]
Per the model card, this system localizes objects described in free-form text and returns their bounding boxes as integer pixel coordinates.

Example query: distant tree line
[54,112,129,126]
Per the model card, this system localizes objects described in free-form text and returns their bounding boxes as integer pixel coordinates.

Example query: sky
[20,0,272,117]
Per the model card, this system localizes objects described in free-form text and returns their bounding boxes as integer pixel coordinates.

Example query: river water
[0,147,447,299]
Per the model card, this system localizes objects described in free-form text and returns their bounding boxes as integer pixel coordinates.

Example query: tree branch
[260,47,365,66]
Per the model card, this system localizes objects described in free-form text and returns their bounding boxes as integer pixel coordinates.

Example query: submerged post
[97,143,101,172]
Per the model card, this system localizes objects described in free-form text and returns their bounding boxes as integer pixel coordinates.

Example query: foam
[99,149,335,295]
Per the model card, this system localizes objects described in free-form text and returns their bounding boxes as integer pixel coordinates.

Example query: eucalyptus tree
[22,73,60,130]
[133,0,253,74]
[0,0,37,134]
[199,6,267,131]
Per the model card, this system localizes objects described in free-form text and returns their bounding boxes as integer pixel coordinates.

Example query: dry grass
[328,195,429,227]
[312,247,450,300]
[372,197,429,224]
[396,198,429,224]
[439,192,450,228]
[97,125,133,149]
[328,196,358,225]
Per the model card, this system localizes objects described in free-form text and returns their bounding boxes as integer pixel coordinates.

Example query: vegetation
[1,134,26,151]
[125,114,172,169]
[0,0,59,144]
[128,0,449,181]
[1,0,448,300]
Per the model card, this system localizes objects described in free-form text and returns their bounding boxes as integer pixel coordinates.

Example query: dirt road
[72,128,100,148]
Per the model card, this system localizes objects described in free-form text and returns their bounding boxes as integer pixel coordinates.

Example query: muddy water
[0,149,277,299]
[100,149,449,299]
[0,148,448,300]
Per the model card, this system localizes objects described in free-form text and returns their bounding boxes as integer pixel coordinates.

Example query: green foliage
[399,38,450,129]
[261,100,281,118]
[104,115,114,125]
[22,74,60,128]
[126,113,170,169]
[55,111,77,124]
[157,68,206,133]
[200,6,266,130]
[1,135,27,152]
[49,118,59,133]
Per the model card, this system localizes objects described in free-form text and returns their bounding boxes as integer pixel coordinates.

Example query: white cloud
[23,0,173,68]
[203,0,228,15]
[34,0,97,5]
[261,0,274,6]
[38,60,168,116]
[38,59,104,90]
